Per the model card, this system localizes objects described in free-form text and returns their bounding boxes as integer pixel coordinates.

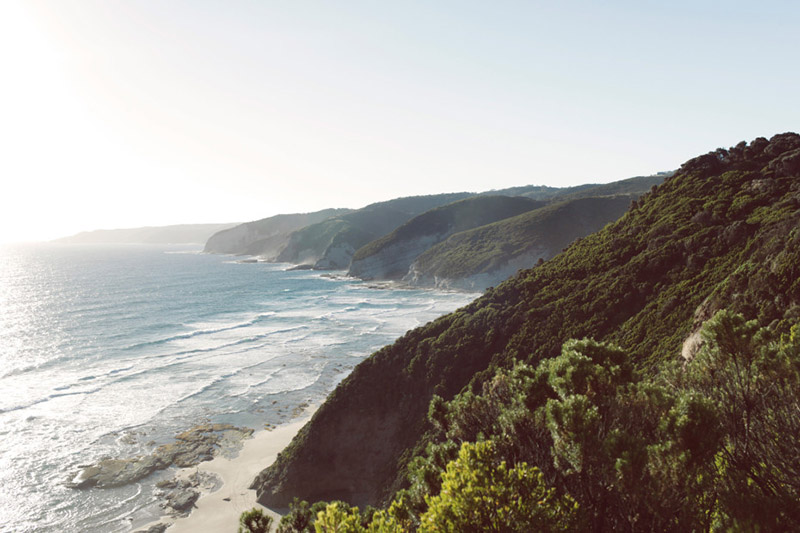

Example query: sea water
[0,244,477,532]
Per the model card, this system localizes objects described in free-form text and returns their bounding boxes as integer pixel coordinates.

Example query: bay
[0,243,477,532]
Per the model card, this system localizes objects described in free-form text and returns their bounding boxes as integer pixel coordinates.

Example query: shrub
[239,507,273,533]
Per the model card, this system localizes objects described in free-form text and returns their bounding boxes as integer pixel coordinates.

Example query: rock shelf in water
[66,423,254,489]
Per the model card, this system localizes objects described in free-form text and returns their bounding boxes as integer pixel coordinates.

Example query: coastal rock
[67,424,253,489]
[134,524,169,533]
[163,486,200,515]
[154,471,221,518]
[67,455,167,489]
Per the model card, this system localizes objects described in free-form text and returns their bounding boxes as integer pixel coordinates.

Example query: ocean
[0,244,477,532]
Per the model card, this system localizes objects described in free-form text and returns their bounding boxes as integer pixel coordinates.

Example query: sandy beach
[138,409,314,533]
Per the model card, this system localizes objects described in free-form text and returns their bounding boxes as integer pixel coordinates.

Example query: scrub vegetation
[252,133,800,531]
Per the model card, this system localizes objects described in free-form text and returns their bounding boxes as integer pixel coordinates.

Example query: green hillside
[483,173,666,202]
[348,196,544,280]
[275,193,472,268]
[349,175,662,287]
[253,133,800,518]
[203,209,350,257]
[408,195,633,288]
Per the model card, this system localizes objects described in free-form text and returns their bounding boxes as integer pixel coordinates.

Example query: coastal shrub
[278,499,351,533]
[377,310,800,531]
[255,134,800,530]
[419,440,578,532]
[543,339,720,531]
[277,498,316,533]
[238,507,273,533]
[313,502,366,533]
[681,311,800,529]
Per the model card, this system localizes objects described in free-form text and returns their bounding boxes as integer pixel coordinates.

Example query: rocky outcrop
[67,424,253,489]
[156,470,221,517]
[135,524,169,533]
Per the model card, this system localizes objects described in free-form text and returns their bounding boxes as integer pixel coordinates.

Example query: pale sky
[1,1,798,243]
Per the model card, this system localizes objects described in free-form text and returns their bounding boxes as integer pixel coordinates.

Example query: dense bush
[294,310,798,531]
[238,507,273,533]
[254,133,800,514]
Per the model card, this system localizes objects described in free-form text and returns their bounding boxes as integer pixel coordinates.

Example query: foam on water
[0,244,478,532]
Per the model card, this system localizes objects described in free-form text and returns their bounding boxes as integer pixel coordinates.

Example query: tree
[313,502,366,533]
[239,507,273,533]
[684,311,800,529]
[277,498,315,533]
[419,440,578,532]
[544,338,720,531]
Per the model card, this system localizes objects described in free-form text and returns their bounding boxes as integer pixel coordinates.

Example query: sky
[1,1,798,243]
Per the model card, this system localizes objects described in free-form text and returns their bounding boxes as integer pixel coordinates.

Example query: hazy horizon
[2,1,799,243]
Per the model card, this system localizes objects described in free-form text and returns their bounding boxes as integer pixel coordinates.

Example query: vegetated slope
[348,175,663,287]
[348,196,545,281]
[203,209,350,257]
[253,133,800,509]
[54,223,240,245]
[553,173,668,201]
[275,193,472,269]
[405,195,634,291]
[484,173,667,201]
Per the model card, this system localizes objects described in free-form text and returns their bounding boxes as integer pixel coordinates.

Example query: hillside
[203,209,350,257]
[405,195,634,291]
[483,173,667,201]
[252,133,800,510]
[275,193,472,269]
[348,196,544,281]
[348,175,662,288]
[54,223,240,245]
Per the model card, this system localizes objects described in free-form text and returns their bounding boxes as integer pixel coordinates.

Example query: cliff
[203,209,350,258]
[348,196,544,281]
[275,193,472,269]
[252,133,800,508]
[347,175,662,290]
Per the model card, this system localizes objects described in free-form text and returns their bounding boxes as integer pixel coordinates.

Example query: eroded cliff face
[404,247,549,291]
[313,242,357,270]
[349,233,446,280]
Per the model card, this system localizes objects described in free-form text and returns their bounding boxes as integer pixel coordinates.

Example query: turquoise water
[0,244,477,532]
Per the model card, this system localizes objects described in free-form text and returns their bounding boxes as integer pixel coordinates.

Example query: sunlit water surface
[0,244,477,532]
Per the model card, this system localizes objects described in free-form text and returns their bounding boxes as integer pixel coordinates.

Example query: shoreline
[135,407,316,533]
